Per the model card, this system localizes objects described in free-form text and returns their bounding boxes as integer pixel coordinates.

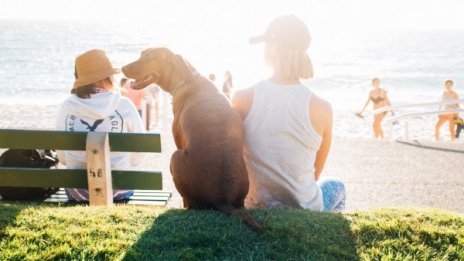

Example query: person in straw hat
[232,15,346,211]
[56,49,144,202]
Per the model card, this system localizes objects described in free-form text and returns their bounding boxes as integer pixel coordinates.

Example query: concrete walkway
[2,104,462,213]
[157,117,464,212]
[324,137,464,213]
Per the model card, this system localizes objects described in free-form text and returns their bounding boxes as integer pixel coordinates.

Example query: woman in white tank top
[232,15,346,211]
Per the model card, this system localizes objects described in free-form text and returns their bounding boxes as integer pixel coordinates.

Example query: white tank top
[243,80,323,211]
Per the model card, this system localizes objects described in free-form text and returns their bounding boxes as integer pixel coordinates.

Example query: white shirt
[243,80,324,211]
[56,91,144,170]
[56,91,144,201]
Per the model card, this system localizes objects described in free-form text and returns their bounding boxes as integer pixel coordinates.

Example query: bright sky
[2,0,464,89]
[2,0,464,31]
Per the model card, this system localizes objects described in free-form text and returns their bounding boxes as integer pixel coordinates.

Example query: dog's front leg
[171,118,186,149]
[170,149,193,209]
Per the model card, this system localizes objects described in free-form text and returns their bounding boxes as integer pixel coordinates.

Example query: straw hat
[73,49,120,89]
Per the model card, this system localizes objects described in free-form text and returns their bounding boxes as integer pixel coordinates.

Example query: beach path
[1,104,463,213]
[325,137,464,213]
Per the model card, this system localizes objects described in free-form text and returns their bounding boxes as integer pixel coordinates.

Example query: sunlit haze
[1,0,464,107]
[3,0,464,31]
[3,0,464,67]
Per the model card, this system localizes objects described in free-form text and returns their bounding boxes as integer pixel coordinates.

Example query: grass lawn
[0,203,462,260]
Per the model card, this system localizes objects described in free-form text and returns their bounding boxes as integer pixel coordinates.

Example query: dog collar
[170,79,186,97]
[170,71,199,97]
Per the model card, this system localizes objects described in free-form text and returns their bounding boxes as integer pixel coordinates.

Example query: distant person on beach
[121,77,145,116]
[208,73,216,82]
[56,49,144,202]
[208,73,218,89]
[144,84,161,130]
[455,117,463,139]
[232,15,346,212]
[435,79,460,141]
[357,78,392,138]
[222,71,233,98]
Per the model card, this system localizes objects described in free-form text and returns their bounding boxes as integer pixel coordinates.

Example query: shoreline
[1,103,463,213]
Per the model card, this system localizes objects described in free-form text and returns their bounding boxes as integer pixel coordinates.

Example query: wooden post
[388,123,394,141]
[162,91,169,129]
[86,132,113,206]
[404,121,410,140]
[141,98,147,130]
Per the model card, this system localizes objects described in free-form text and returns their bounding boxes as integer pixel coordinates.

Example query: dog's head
[122,47,196,93]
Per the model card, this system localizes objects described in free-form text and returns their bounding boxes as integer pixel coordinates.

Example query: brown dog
[122,48,261,232]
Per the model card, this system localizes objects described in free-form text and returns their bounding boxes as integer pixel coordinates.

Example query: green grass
[0,203,462,260]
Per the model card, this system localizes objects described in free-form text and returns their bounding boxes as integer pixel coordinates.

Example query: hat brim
[249,35,268,44]
[73,68,120,89]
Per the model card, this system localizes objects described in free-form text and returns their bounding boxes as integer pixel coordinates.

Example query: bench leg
[86,132,113,206]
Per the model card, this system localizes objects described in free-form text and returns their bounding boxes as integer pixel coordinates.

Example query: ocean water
[1,19,463,139]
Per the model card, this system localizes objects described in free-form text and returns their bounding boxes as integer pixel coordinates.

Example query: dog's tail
[214,204,262,233]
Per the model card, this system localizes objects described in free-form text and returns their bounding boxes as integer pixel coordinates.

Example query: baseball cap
[249,15,311,50]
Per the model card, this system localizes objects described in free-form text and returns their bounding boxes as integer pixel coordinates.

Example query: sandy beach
[1,103,463,213]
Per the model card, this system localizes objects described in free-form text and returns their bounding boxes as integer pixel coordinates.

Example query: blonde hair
[265,42,313,80]
[444,79,454,85]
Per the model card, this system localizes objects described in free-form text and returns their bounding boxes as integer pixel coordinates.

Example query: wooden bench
[0,129,170,206]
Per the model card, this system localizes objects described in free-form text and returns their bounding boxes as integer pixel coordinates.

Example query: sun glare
[1,0,464,96]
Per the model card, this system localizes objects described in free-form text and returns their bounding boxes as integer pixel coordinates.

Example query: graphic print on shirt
[80,119,104,131]
[65,110,124,133]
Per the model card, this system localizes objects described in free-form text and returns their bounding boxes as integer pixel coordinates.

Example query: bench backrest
[0,129,162,205]
[0,129,161,152]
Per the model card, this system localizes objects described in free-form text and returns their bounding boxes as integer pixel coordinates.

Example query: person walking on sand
[56,49,144,202]
[232,15,345,212]
[357,78,392,138]
[208,73,216,83]
[435,79,460,141]
[144,84,161,130]
[222,71,233,99]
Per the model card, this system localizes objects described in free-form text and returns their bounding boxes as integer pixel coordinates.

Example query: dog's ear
[173,54,196,80]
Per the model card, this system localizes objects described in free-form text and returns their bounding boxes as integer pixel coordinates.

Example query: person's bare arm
[384,89,392,107]
[310,96,333,181]
[439,91,448,110]
[231,88,253,120]
[452,91,460,108]
[358,93,371,115]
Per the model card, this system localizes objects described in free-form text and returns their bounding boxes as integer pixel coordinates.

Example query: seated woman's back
[56,49,144,202]
[233,15,344,212]
[234,80,330,210]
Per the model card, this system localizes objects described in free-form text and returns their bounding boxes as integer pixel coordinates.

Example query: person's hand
[355,112,364,118]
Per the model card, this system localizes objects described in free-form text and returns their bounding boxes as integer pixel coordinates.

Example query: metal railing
[370,99,463,140]
[372,99,464,116]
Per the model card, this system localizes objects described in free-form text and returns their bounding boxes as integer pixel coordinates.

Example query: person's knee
[319,178,346,211]
[320,177,345,193]
[334,180,347,201]
[333,179,346,198]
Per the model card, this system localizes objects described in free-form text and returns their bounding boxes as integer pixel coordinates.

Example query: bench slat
[109,132,161,152]
[0,168,87,188]
[0,129,161,152]
[0,168,162,190]
[112,170,162,190]
[46,194,170,202]
[43,198,169,206]
[131,190,173,196]
[125,200,167,206]
[41,189,171,206]
[51,190,172,197]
